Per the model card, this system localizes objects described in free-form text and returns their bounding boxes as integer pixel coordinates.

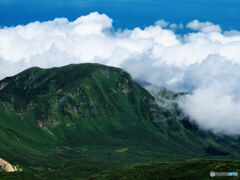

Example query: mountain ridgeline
[0,63,240,179]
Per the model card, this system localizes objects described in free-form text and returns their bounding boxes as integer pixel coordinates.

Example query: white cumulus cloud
[1,12,240,135]
[186,19,222,33]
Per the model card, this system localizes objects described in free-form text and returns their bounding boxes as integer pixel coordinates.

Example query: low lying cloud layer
[1,12,240,135]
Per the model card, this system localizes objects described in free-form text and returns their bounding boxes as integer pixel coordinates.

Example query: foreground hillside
[0,159,239,179]
[0,63,239,179]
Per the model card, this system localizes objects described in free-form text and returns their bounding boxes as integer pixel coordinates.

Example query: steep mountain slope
[0,63,239,178]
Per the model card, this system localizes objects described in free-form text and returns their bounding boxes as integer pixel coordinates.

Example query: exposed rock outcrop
[0,157,18,172]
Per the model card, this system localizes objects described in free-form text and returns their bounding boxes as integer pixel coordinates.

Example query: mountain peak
[0,63,129,98]
[0,63,240,178]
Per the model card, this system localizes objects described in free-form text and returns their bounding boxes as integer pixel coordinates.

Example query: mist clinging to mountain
[1,12,240,135]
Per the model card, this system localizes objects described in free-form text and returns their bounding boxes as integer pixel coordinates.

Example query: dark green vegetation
[0,63,240,179]
[1,159,240,180]
[91,159,240,180]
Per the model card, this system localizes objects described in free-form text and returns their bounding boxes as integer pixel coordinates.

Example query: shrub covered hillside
[0,63,240,179]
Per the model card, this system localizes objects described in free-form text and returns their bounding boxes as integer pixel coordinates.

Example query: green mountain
[0,63,239,179]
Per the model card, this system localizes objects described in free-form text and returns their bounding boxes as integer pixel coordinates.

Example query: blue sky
[0,0,240,30]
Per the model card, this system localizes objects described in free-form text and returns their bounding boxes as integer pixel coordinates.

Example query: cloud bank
[1,12,240,135]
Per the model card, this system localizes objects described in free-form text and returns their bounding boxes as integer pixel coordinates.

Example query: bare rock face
[0,158,18,172]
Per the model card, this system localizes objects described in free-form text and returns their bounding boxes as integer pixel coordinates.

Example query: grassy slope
[1,159,240,179]
[0,63,239,179]
[90,159,240,180]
